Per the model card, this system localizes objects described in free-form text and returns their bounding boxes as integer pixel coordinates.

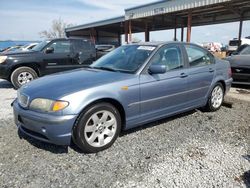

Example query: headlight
[29,98,69,112]
[0,56,7,64]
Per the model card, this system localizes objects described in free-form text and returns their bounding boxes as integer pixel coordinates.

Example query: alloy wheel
[84,110,117,148]
[211,85,223,109]
[17,72,34,85]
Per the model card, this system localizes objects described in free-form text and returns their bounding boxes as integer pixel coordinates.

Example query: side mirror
[45,47,54,54]
[148,64,166,74]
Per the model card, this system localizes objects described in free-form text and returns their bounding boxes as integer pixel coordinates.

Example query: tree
[39,18,73,39]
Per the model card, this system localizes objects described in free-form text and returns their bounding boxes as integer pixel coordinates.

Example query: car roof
[44,38,91,41]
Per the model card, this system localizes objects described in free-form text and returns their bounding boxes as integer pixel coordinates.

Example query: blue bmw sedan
[13,42,233,153]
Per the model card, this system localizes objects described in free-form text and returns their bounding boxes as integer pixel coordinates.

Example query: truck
[0,38,96,89]
[228,37,250,53]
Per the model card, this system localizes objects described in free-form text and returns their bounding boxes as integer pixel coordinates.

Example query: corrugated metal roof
[66,0,249,34]
[125,0,232,20]
[65,16,125,32]
[125,0,168,11]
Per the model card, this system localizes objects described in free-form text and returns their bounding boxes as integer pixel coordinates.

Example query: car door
[233,46,250,82]
[139,44,189,121]
[43,40,73,75]
[71,39,96,67]
[183,44,215,106]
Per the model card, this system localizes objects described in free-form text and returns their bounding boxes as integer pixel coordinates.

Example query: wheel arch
[216,80,226,93]
[9,63,41,80]
[75,98,126,130]
[205,78,226,102]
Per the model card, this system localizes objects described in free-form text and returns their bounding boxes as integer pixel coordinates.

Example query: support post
[187,12,192,43]
[90,28,96,43]
[181,26,184,42]
[118,32,121,46]
[145,22,150,42]
[174,18,177,41]
[124,21,128,44]
[238,16,243,47]
[129,20,132,43]
[96,30,99,44]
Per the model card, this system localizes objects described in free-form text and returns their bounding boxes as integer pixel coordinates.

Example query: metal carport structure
[65,0,250,46]
[65,16,124,46]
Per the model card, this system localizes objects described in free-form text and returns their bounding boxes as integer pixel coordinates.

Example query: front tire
[73,103,121,153]
[10,66,38,89]
[205,83,224,112]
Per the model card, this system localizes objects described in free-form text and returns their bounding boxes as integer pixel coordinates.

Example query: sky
[0,0,249,45]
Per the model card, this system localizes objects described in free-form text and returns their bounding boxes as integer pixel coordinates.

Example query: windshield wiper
[91,66,118,72]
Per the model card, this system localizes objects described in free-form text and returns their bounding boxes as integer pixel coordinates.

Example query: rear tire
[72,103,121,153]
[205,83,224,112]
[10,67,38,89]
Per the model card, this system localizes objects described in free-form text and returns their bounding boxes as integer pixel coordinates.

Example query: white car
[20,43,38,51]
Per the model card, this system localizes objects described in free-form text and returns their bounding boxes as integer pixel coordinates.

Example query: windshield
[32,40,50,51]
[91,45,156,73]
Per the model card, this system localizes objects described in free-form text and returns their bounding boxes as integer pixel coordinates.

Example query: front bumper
[13,99,78,146]
[0,64,10,80]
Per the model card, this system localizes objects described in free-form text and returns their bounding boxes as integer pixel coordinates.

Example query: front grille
[17,92,29,108]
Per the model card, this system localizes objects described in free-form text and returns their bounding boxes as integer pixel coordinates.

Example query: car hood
[19,68,134,99]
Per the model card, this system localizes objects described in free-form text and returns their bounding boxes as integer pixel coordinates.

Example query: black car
[225,45,250,85]
[0,38,96,88]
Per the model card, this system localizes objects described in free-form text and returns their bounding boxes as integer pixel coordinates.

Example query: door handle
[180,73,188,78]
[209,68,215,73]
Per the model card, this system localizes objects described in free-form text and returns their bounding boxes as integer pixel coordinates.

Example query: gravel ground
[0,79,249,188]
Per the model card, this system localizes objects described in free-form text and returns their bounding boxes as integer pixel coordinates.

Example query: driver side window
[150,45,183,71]
[47,41,71,53]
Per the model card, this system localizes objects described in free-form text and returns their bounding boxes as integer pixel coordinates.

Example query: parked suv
[0,38,96,88]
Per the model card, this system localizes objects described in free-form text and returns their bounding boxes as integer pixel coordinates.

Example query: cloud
[76,0,153,11]
[76,0,124,12]
[205,32,211,36]
[0,0,156,40]
[0,0,250,42]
